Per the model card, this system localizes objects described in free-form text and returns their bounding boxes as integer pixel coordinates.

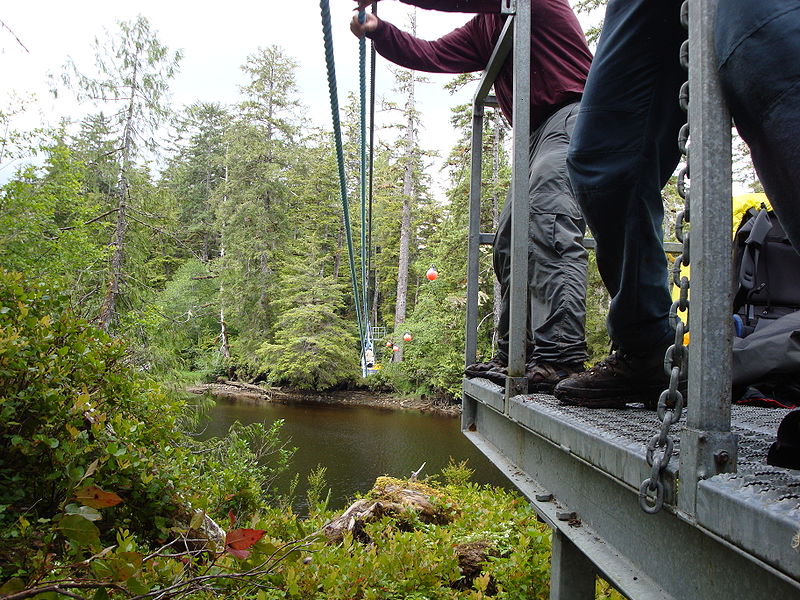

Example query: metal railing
[463,0,738,518]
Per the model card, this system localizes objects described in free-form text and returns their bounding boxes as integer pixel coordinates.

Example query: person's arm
[351,13,488,73]
[355,0,500,13]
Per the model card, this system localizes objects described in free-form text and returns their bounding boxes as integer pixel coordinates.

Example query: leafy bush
[0,271,289,583]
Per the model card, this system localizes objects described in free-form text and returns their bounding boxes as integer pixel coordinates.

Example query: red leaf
[225,528,265,551]
[228,511,236,527]
[75,485,123,508]
[227,547,251,559]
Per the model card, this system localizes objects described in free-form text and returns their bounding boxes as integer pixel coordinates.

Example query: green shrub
[0,271,288,582]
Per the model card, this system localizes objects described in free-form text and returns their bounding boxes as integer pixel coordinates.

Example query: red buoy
[403,332,412,342]
[392,345,400,352]
[385,341,393,348]
[426,266,438,281]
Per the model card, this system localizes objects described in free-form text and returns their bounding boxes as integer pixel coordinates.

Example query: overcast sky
[1,1,483,195]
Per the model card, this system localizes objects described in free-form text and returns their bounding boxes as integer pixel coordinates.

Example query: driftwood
[186,380,271,403]
[319,477,457,544]
[220,379,269,394]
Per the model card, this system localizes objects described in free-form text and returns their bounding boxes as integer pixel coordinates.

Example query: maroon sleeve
[397,0,500,12]
[368,17,489,73]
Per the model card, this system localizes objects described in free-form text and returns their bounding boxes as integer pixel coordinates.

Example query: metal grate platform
[462,376,800,598]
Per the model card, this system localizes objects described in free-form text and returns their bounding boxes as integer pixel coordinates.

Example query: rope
[320,0,365,352]
[367,2,377,329]
[359,8,370,344]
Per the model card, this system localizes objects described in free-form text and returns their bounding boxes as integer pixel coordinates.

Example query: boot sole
[556,385,688,410]
[528,382,557,394]
[557,394,649,409]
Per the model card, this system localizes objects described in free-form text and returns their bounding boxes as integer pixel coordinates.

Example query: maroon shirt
[367,0,592,128]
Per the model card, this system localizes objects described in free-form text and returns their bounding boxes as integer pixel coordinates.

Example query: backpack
[733,205,800,335]
[732,205,800,408]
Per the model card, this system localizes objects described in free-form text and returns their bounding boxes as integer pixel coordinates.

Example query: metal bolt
[714,450,730,465]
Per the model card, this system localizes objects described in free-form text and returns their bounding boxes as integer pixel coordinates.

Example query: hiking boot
[527,362,585,394]
[464,356,507,378]
[554,347,684,409]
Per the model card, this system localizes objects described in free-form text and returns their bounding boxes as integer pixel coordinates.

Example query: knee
[567,148,635,197]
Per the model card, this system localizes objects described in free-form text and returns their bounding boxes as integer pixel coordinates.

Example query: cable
[320,0,365,353]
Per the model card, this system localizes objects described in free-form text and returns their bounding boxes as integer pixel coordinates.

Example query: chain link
[639,0,691,514]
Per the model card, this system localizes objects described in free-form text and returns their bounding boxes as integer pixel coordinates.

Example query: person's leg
[526,103,589,391]
[557,0,686,407]
[716,1,800,251]
[567,0,684,353]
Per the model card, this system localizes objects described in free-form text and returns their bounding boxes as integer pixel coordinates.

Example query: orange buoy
[426,266,438,281]
[385,341,393,348]
[392,345,400,352]
[403,332,412,342]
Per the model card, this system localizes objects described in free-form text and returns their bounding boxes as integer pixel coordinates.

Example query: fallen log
[319,476,457,544]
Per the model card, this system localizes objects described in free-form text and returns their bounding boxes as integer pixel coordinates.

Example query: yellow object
[669,193,770,346]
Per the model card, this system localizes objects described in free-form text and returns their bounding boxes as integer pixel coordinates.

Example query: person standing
[350,0,593,392]
[556,0,800,408]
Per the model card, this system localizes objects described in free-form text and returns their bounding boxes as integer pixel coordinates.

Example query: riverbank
[186,380,461,417]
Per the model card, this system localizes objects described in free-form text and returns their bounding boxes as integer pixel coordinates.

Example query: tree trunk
[219,163,230,359]
[393,13,418,362]
[99,60,137,331]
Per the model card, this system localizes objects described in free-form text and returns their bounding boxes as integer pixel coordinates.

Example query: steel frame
[462,1,800,598]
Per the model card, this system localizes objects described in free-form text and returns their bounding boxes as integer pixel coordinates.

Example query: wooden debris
[453,540,495,590]
[319,477,457,544]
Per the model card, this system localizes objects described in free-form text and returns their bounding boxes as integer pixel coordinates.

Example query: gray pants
[493,102,588,366]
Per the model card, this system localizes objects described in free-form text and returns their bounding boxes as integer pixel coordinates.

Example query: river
[201,397,511,511]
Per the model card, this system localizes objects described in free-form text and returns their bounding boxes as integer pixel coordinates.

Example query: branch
[125,212,206,263]
[0,19,30,53]
[0,582,123,600]
[190,274,219,280]
[59,208,120,231]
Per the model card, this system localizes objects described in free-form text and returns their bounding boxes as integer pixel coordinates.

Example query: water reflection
[200,398,511,511]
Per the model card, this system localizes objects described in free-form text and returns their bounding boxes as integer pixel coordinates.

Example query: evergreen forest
[0,6,692,598]
[1,15,554,401]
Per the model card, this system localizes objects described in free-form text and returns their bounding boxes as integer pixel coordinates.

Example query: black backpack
[733,205,800,336]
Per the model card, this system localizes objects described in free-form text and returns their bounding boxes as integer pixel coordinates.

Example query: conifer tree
[59,15,182,331]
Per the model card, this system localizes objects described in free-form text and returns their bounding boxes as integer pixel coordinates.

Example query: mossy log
[320,477,457,544]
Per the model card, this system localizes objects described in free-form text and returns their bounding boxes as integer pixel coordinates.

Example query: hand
[350,12,379,38]
[353,0,378,10]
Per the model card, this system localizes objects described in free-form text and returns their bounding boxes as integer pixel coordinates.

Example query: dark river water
[200,397,511,511]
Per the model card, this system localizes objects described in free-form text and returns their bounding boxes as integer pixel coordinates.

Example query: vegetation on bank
[1,14,618,403]
[0,271,625,599]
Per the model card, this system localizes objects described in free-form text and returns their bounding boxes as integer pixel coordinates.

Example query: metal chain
[639,0,691,514]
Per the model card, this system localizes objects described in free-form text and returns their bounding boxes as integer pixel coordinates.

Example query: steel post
[679,0,737,516]
[465,103,485,367]
[507,0,531,379]
[550,530,597,600]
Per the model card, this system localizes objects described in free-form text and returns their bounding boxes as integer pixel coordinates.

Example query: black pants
[567,0,685,353]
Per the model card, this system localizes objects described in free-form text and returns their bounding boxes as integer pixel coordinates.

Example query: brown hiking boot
[554,347,684,408]
[527,362,585,394]
[464,356,507,378]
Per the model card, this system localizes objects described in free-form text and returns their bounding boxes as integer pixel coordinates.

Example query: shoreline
[186,381,461,417]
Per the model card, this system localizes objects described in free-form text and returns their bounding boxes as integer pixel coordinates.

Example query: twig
[0,582,122,600]
[0,19,29,53]
[58,208,120,231]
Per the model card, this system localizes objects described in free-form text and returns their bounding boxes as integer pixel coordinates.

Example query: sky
[0,1,480,195]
